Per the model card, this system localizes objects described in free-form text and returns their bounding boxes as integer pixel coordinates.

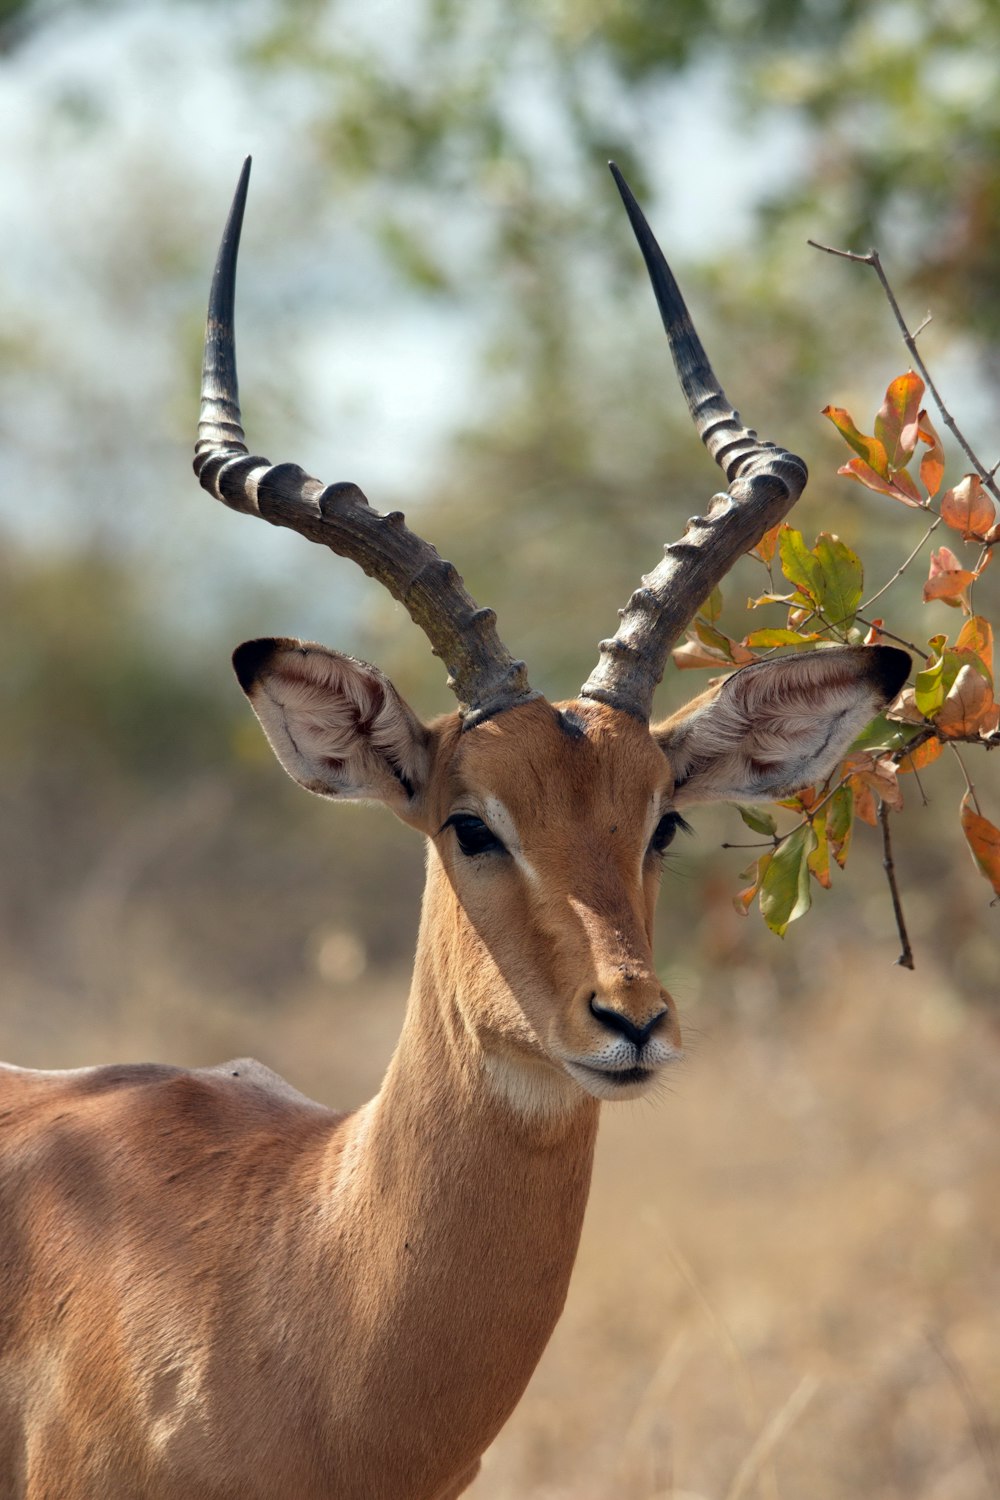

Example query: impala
[0,160,908,1499]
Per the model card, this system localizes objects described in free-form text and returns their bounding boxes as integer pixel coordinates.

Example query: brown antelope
[0,160,908,1500]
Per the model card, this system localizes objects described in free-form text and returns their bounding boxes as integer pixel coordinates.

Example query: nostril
[589,997,668,1049]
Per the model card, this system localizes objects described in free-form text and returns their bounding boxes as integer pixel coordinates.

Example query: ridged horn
[194,158,537,726]
[579,163,808,721]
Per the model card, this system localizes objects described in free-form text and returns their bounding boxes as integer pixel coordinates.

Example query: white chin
[562,1059,660,1101]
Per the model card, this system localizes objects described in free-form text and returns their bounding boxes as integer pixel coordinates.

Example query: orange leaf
[897,737,944,773]
[843,751,904,812]
[955,616,994,679]
[923,546,976,609]
[917,409,945,498]
[960,794,1000,899]
[934,665,997,738]
[940,474,998,540]
[837,457,924,507]
[733,852,772,916]
[752,524,782,566]
[864,618,886,645]
[875,371,924,470]
[822,405,889,476]
[847,774,878,826]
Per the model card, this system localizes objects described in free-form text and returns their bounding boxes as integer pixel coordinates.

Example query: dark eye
[444,814,507,858]
[649,811,691,857]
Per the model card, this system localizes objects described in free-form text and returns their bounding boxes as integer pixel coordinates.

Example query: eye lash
[441,812,508,858]
[648,811,693,857]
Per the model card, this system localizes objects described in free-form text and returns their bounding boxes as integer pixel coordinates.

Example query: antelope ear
[233,638,432,812]
[655,645,910,807]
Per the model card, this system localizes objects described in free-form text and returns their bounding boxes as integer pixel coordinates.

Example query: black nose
[589,996,668,1049]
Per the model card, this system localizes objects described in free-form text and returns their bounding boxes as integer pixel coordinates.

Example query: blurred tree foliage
[3,0,998,1026]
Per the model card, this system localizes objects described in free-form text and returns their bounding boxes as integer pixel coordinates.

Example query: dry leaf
[897,737,944,773]
[886,687,927,725]
[955,616,994,679]
[960,794,1000,899]
[940,474,998,540]
[934,664,998,738]
[917,409,945,498]
[847,774,878,826]
[844,751,904,812]
[838,457,924,507]
[923,546,976,609]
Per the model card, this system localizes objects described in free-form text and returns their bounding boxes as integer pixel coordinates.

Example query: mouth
[562,1058,664,1100]
[576,1063,653,1087]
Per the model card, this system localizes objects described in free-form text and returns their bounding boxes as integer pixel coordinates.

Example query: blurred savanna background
[2,0,999,1494]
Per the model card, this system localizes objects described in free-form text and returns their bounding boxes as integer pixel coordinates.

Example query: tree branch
[808,240,1000,508]
[878,801,915,970]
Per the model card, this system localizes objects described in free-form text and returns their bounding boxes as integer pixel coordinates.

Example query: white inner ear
[247,645,429,804]
[660,651,891,806]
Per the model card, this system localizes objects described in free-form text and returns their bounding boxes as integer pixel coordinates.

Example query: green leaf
[693,619,737,660]
[914,645,992,727]
[759,823,817,936]
[849,712,921,755]
[812,533,863,630]
[777,530,862,630]
[737,805,778,837]
[778,528,823,606]
[826,785,854,869]
[743,628,822,649]
[699,585,724,624]
[913,650,970,717]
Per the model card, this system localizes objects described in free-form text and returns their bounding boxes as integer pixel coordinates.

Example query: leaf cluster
[674,362,1000,951]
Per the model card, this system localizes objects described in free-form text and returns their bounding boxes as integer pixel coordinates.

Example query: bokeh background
[2,1,999,1495]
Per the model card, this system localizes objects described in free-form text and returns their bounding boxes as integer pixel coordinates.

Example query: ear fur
[233,638,432,811]
[656,645,910,806]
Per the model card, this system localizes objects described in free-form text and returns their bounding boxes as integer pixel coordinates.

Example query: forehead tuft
[442,696,671,812]
[557,708,588,741]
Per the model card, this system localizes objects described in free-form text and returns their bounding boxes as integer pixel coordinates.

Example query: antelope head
[194,161,909,1115]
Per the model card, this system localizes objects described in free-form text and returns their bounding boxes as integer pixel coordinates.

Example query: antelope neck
[320,894,599,1495]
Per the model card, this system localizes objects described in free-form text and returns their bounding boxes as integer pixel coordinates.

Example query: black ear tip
[233,637,278,694]
[870,644,911,699]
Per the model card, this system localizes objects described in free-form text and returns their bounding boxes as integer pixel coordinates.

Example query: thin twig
[949,742,983,815]
[854,615,927,656]
[860,516,942,613]
[808,239,1000,507]
[878,801,915,969]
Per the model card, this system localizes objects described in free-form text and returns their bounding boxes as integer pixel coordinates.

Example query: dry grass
[2,946,998,1499]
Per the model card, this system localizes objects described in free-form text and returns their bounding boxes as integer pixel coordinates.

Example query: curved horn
[194,158,537,727]
[579,163,808,721]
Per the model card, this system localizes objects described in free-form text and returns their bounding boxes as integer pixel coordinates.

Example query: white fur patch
[482,1053,582,1120]
[481,795,540,883]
